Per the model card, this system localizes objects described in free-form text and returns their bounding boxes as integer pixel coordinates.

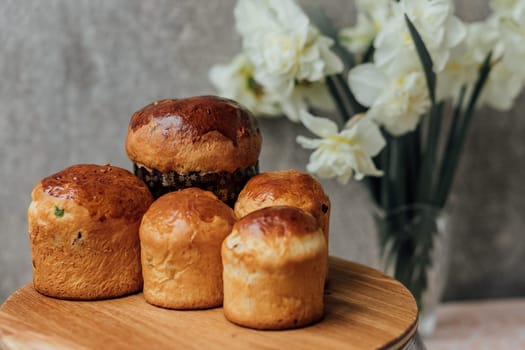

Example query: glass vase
[374,204,450,337]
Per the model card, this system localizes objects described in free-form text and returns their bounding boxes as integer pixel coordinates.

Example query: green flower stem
[364,149,384,206]
[435,86,466,201]
[395,239,416,295]
[435,52,493,207]
[417,101,445,203]
[363,176,381,205]
[450,86,468,141]
[380,132,392,211]
[406,126,421,204]
[333,42,356,70]
[335,74,367,114]
[384,205,439,310]
[391,136,407,208]
[361,42,375,64]
[326,76,351,122]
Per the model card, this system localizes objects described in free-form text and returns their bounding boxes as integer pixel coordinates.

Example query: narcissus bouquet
[209,0,525,319]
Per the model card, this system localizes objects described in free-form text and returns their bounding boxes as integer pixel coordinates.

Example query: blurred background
[1,0,524,304]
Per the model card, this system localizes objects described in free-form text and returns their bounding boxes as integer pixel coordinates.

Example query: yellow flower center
[238,64,264,99]
[445,60,462,72]
[403,32,413,44]
[328,135,356,146]
[395,76,406,87]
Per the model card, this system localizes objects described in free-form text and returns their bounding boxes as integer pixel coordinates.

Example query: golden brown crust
[234,169,331,241]
[140,188,235,309]
[234,205,319,240]
[222,206,327,329]
[28,164,154,300]
[125,96,262,173]
[40,164,153,223]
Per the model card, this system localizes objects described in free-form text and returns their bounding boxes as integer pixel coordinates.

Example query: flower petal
[352,149,384,179]
[299,110,339,137]
[445,16,467,48]
[296,135,321,149]
[349,117,386,156]
[348,63,388,106]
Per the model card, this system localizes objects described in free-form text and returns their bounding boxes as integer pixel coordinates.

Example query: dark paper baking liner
[133,163,259,206]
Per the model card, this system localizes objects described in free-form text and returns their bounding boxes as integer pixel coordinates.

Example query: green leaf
[335,74,368,115]
[379,130,392,211]
[54,206,65,217]
[450,85,468,140]
[458,52,493,134]
[435,85,466,200]
[417,101,445,203]
[326,73,368,122]
[363,176,381,205]
[326,76,351,121]
[361,42,375,64]
[391,136,407,208]
[404,14,436,104]
[435,52,493,207]
[405,126,421,204]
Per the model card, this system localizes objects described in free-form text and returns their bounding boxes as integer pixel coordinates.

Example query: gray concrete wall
[1,0,524,302]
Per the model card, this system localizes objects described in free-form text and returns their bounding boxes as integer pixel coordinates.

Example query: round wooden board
[0,257,418,350]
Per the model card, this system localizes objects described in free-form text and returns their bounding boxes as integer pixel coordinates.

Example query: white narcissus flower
[437,8,525,110]
[490,0,525,22]
[480,61,525,110]
[209,54,335,121]
[348,63,430,136]
[234,0,343,98]
[374,0,466,74]
[209,54,282,116]
[479,10,525,110]
[437,22,500,102]
[339,0,393,56]
[297,112,385,183]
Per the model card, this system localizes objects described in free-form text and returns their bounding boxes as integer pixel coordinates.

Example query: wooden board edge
[1,258,420,350]
[0,311,88,350]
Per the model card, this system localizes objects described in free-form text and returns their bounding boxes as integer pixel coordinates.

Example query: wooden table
[0,257,422,349]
